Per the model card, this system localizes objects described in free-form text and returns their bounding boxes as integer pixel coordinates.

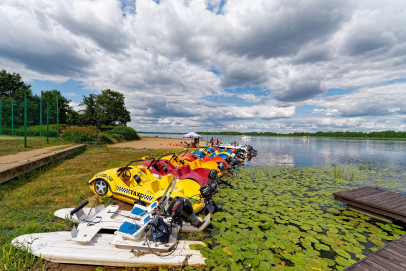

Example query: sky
[1,0,406,133]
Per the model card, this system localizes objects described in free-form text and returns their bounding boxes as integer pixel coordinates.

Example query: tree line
[0,70,130,128]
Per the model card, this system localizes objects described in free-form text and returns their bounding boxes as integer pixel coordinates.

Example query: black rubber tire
[94,179,109,196]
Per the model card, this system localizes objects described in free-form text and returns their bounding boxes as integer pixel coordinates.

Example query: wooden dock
[344,234,406,270]
[334,187,406,270]
[333,187,406,223]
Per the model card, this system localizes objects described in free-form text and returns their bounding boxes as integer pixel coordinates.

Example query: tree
[0,70,31,100]
[81,90,131,126]
[79,94,99,126]
[95,89,131,126]
[41,90,72,124]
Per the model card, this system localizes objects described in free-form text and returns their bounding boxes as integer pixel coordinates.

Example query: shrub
[62,126,100,143]
[1,124,65,137]
[111,133,125,142]
[105,126,139,141]
[98,133,115,144]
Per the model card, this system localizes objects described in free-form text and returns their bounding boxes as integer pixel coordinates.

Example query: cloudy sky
[1,0,406,133]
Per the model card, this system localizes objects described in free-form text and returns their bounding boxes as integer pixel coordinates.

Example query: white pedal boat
[12,231,206,267]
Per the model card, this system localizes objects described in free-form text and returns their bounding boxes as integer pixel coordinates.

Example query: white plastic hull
[12,231,206,267]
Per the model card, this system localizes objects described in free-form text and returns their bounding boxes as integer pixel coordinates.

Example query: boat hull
[12,231,206,267]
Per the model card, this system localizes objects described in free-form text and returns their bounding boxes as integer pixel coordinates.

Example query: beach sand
[109,136,206,149]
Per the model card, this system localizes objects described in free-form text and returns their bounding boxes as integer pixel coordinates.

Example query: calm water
[139,133,406,168]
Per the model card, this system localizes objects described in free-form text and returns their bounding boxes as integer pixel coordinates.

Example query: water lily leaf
[305,236,319,244]
[369,237,385,247]
[301,224,313,231]
[258,261,271,271]
[303,248,319,257]
[319,235,336,246]
[205,258,217,267]
[335,255,351,267]
[246,243,259,250]
[230,262,244,271]
[315,243,331,251]
[288,253,308,265]
[213,266,228,271]
[242,250,255,259]
[229,244,240,253]
[232,251,244,262]
[335,248,351,259]
[189,244,206,250]
[223,246,232,255]
[245,256,260,268]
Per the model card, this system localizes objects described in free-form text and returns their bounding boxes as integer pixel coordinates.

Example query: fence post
[24,93,27,148]
[40,93,42,137]
[56,94,59,138]
[47,102,49,144]
[11,100,13,136]
[0,101,2,135]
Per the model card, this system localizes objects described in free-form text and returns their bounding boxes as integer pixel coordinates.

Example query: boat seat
[130,201,158,218]
[180,164,192,175]
[116,213,152,240]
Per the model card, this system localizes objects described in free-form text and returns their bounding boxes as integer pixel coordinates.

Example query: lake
[139,133,406,168]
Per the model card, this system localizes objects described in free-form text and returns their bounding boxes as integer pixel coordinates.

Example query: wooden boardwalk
[334,187,406,270]
[333,187,406,223]
[345,234,406,270]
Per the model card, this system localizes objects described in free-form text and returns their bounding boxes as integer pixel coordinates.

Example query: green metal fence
[0,93,59,147]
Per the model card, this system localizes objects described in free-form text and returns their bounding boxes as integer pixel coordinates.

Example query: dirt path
[0,145,73,166]
[109,137,206,149]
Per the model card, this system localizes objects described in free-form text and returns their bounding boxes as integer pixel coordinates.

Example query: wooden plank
[345,235,406,271]
[357,191,390,201]
[347,262,384,271]
[338,198,406,223]
[334,187,406,222]
[362,258,391,271]
[347,206,394,223]
[369,254,405,271]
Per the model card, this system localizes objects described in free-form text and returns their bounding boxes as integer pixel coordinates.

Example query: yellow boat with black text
[87,158,216,213]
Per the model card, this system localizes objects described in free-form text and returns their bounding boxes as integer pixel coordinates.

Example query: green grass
[0,147,187,270]
[0,135,72,156]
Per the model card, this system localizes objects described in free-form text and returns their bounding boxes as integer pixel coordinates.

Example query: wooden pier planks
[345,234,406,271]
[333,187,406,223]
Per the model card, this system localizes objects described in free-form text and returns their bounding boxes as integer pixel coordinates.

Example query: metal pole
[11,100,13,136]
[0,101,2,135]
[24,93,27,148]
[56,94,59,138]
[47,102,49,144]
[40,93,42,137]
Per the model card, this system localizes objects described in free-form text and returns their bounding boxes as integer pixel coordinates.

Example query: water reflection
[138,133,406,168]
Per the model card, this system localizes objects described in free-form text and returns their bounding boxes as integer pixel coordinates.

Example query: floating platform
[333,187,406,223]
[344,234,406,270]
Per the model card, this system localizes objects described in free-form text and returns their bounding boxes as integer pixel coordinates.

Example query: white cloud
[1,0,406,132]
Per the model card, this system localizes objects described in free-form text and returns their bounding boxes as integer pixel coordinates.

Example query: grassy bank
[0,135,71,156]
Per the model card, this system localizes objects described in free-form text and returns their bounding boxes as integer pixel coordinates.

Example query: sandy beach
[109,137,206,149]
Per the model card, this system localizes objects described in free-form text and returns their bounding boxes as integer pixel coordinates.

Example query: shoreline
[109,137,207,149]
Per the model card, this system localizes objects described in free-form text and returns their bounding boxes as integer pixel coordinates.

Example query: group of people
[209,137,221,147]
[182,137,200,148]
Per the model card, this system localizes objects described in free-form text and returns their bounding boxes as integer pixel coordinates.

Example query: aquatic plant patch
[191,165,406,270]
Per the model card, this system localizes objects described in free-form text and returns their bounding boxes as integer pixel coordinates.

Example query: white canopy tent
[182,132,202,139]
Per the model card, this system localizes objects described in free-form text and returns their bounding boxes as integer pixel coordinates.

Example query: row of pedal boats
[12,143,257,268]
